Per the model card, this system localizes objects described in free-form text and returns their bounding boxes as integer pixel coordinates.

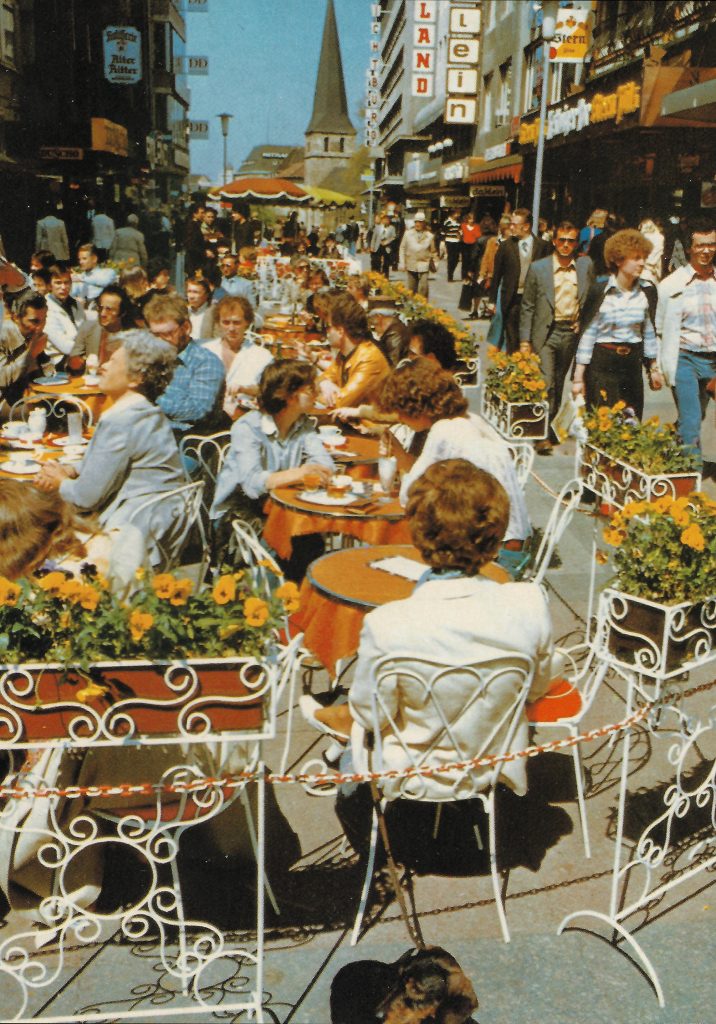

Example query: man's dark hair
[31,250,55,269]
[684,217,715,252]
[513,207,533,227]
[555,220,578,236]
[77,243,99,258]
[48,261,72,278]
[30,267,51,286]
[259,359,315,415]
[12,291,47,317]
[409,318,458,370]
[98,284,134,327]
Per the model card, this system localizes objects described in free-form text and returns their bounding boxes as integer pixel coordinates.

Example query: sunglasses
[556,236,578,244]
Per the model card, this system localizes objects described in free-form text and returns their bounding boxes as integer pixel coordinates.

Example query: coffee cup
[319,425,341,437]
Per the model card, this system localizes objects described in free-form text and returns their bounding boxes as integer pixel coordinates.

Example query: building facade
[0,0,189,263]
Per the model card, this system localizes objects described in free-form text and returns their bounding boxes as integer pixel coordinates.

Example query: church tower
[303,0,356,187]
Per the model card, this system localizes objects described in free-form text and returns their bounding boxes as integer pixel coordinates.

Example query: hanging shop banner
[445,2,480,125]
[549,7,591,63]
[186,120,209,140]
[91,118,129,157]
[173,55,209,75]
[103,26,142,85]
[412,0,436,97]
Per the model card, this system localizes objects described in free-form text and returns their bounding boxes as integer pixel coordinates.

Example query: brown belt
[598,343,636,356]
[503,538,526,551]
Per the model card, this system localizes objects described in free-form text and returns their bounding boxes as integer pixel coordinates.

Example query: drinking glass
[378,456,397,498]
[67,412,83,443]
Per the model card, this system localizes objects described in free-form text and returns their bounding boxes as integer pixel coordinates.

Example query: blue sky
[185,0,370,181]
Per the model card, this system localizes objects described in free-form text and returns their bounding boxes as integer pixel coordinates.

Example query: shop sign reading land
[103,26,142,85]
[519,80,640,145]
[411,0,436,98]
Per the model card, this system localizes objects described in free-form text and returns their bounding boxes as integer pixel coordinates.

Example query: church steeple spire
[306,0,356,136]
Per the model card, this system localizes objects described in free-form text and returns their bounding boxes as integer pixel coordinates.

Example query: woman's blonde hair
[0,483,96,579]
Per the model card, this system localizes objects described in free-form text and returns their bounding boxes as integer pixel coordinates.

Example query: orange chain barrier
[3,681,708,802]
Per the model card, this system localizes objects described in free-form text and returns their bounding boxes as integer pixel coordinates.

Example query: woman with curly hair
[34,330,185,566]
[379,359,531,576]
[573,228,663,417]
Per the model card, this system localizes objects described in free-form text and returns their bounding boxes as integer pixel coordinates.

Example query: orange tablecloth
[295,544,509,675]
[264,487,411,560]
[28,380,107,420]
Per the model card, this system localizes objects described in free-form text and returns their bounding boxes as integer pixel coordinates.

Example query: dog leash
[368,770,426,950]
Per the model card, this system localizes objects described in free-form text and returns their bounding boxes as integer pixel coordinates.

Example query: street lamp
[531,1,559,230]
[217,113,233,185]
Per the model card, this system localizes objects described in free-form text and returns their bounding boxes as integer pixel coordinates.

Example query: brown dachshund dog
[330,946,478,1024]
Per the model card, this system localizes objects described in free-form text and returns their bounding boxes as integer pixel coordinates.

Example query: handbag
[428,258,437,274]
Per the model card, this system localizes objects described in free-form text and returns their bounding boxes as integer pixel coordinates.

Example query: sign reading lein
[103,26,142,85]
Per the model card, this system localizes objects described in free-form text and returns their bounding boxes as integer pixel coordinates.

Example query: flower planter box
[454,356,480,391]
[596,587,716,679]
[578,443,701,510]
[0,657,273,748]
[482,390,548,440]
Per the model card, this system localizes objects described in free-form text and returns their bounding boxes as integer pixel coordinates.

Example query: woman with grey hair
[35,330,186,566]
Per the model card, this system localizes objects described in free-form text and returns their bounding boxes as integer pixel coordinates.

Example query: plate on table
[321,435,346,447]
[2,460,39,475]
[58,453,84,466]
[33,374,69,386]
[297,489,360,507]
[51,436,89,447]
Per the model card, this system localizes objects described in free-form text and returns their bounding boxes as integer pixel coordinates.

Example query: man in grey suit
[520,221,594,453]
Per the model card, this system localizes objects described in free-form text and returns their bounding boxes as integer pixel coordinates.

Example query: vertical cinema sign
[411,1,436,98]
[446,2,481,124]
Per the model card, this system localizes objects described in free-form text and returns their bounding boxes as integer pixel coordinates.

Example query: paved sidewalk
[2,256,715,1022]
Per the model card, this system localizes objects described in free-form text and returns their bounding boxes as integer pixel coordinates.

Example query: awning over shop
[468,155,523,184]
[661,76,716,124]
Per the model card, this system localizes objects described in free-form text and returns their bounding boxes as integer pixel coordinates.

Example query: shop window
[0,0,17,66]
[495,59,512,126]
[324,137,329,152]
[483,72,493,129]
[550,61,579,103]
[523,44,543,114]
[339,138,344,152]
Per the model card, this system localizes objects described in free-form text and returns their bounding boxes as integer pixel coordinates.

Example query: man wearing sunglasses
[520,222,594,453]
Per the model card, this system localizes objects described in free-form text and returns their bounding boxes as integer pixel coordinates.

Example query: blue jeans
[673,349,716,466]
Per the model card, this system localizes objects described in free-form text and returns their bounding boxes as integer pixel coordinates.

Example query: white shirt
[399,413,531,542]
[203,334,273,416]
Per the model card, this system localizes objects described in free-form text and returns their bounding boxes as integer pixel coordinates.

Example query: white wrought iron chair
[127,480,205,573]
[505,441,535,488]
[526,642,631,860]
[231,517,282,602]
[351,653,535,946]
[525,477,584,586]
[10,393,94,429]
[179,431,232,580]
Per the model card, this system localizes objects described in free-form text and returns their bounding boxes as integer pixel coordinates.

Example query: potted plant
[0,569,300,745]
[579,402,701,508]
[596,493,716,678]
[482,346,549,440]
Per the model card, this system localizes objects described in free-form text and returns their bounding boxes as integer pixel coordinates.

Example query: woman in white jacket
[302,460,560,856]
